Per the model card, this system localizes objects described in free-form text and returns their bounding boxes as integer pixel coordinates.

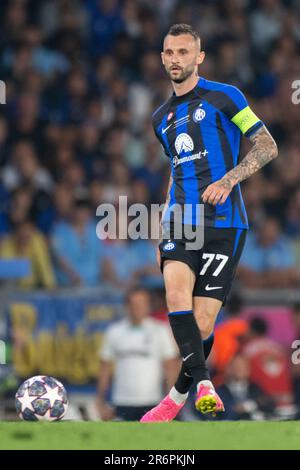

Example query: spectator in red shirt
[242,317,294,414]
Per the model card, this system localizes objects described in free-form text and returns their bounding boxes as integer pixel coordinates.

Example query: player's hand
[201,178,234,206]
[97,401,115,421]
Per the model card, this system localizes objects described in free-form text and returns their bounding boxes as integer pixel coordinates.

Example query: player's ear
[161,52,165,65]
[197,51,205,65]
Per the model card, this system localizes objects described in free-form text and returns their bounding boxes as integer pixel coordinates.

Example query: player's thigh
[163,260,196,311]
[193,296,222,339]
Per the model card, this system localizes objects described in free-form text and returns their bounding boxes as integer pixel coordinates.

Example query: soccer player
[140,24,278,422]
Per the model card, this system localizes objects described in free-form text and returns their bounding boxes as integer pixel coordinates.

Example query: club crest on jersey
[163,241,176,251]
[175,133,194,155]
[167,112,174,121]
[193,106,206,122]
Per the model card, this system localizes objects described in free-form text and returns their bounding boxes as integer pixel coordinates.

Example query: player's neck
[172,73,200,97]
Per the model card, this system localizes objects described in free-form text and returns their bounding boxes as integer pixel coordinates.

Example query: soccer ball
[15,375,68,421]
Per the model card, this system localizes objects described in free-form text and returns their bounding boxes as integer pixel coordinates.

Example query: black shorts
[159,226,247,305]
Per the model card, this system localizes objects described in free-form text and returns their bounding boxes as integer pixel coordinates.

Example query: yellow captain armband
[231,106,262,135]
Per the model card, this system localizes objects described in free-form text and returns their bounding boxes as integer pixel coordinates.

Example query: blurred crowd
[0,0,300,291]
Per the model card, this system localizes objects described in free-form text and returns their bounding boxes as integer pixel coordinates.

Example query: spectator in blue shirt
[102,218,161,290]
[51,200,105,286]
[238,217,300,288]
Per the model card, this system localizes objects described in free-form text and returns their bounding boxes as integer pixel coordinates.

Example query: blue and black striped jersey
[153,76,264,229]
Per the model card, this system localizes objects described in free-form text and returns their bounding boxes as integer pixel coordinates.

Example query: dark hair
[74,199,91,210]
[12,219,33,231]
[292,302,300,314]
[166,24,200,42]
[249,317,268,336]
[225,291,244,317]
[125,286,150,303]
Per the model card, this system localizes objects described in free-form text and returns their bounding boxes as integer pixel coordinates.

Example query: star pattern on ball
[42,384,63,407]
[19,387,35,413]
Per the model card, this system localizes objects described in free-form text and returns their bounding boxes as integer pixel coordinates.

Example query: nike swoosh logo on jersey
[182,352,194,362]
[162,124,172,134]
[205,285,223,291]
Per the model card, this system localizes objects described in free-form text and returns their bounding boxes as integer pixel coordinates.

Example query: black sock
[175,363,193,394]
[168,310,210,391]
[203,333,214,359]
[175,333,215,394]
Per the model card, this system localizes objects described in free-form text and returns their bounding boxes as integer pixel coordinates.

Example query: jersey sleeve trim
[231,106,263,136]
[244,120,264,138]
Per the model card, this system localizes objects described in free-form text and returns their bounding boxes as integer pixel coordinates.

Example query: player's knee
[200,326,214,340]
[165,288,192,312]
[196,314,214,339]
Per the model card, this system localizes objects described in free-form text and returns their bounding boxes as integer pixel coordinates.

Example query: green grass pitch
[0,421,300,450]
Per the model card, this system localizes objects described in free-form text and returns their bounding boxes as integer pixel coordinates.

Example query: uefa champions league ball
[15,375,68,421]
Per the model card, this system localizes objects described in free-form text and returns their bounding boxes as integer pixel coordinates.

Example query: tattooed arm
[202,126,278,206]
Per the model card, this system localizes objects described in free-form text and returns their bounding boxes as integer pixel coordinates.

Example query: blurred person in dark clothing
[0,186,33,237]
[85,0,125,56]
[216,354,275,420]
[2,140,52,192]
[241,174,267,230]
[37,182,76,234]
[0,116,9,166]
[77,123,105,180]
[285,188,300,238]
[291,303,300,341]
[1,139,54,233]
[7,91,46,152]
[59,161,88,200]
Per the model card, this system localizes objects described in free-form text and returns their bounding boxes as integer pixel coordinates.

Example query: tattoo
[221,126,278,187]
[218,179,232,191]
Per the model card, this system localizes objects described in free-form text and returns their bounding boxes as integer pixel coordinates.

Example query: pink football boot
[195,383,225,416]
[140,395,185,423]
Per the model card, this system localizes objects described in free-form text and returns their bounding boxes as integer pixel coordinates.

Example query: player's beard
[167,64,195,84]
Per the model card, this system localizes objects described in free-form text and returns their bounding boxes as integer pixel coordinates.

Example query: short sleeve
[223,85,264,137]
[100,327,116,361]
[153,122,170,158]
